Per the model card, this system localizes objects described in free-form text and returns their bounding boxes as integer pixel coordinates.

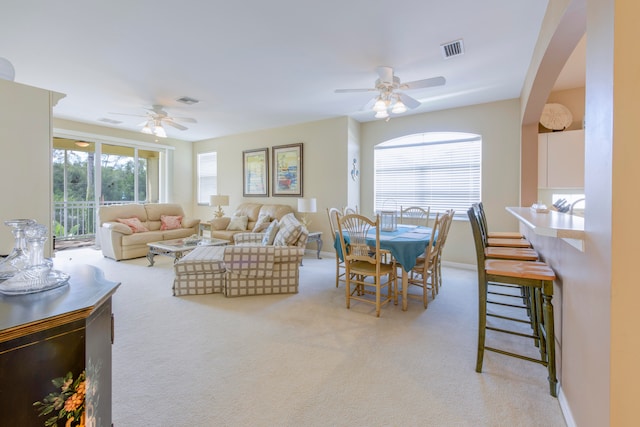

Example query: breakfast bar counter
[506,206,585,251]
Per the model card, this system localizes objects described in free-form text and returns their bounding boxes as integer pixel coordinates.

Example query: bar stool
[468,207,557,397]
[476,202,530,247]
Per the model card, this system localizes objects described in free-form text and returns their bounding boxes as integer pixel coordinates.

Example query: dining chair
[472,204,538,258]
[405,212,444,308]
[343,205,359,215]
[337,213,397,317]
[467,206,558,397]
[399,206,430,227]
[434,209,455,293]
[326,207,346,288]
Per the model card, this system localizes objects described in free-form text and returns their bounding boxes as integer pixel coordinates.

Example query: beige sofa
[172,245,304,297]
[208,202,295,242]
[98,203,200,261]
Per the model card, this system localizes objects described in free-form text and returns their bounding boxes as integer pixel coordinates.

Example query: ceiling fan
[335,66,446,119]
[110,105,197,137]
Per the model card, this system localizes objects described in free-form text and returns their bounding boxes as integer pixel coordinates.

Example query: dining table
[335,224,434,311]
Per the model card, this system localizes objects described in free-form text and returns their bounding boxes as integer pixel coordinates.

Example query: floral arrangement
[33,370,86,427]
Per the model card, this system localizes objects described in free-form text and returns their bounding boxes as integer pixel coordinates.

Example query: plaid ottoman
[173,246,226,296]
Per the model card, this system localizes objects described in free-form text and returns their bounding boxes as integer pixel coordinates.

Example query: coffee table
[146,237,228,266]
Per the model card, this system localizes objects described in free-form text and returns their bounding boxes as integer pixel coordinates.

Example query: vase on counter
[0,219,36,280]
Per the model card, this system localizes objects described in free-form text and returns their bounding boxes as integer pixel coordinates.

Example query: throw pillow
[273,213,303,246]
[160,215,183,230]
[261,220,279,245]
[226,215,249,231]
[117,217,149,233]
[252,213,272,233]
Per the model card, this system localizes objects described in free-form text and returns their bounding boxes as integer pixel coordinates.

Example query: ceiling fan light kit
[335,66,446,120]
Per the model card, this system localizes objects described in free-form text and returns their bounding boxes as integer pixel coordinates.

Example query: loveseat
[98,203,200,261]
[172,244,304,297]
[208,202,296,242]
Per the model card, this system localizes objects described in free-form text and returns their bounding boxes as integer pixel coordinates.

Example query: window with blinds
[197,152,218,205]
[374,132,481,219]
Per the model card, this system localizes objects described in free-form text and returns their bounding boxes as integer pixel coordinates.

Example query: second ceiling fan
[335,66,446,119]
[110,105,197,138]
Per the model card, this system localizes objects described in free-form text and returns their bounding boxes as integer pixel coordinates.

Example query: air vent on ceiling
[176,96,199,105]
[98,117,122,124]
[440,39,464,59]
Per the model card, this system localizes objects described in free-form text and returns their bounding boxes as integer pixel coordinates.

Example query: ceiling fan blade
[162,120,188,131]
[401,76,446,90]
[109,112,148,118]
[398,92,421,109]
[360,96,378,111]
[171,116,197,123]
[335,88,376,93]
[376,66,394,84]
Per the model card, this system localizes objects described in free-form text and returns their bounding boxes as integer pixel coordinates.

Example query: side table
[307,231,323,259]
[199,221,212,237]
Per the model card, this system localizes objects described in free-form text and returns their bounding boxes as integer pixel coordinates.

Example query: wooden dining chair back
[406,212,443,308]
[343,205,359,215]
[467,206,558,397]
[399,206,430,227]
[327,207,346,287]
[337,214,397,317]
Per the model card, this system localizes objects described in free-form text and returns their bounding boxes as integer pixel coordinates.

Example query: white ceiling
[1,0,573,142]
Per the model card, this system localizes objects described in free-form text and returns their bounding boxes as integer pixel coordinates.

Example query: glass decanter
[0,218,36,280]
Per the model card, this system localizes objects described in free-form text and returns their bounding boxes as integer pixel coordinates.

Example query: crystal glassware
[0,218,36,280]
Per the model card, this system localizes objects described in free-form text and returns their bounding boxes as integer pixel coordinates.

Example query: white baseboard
[558,386,576,427]
[442,260,476,270]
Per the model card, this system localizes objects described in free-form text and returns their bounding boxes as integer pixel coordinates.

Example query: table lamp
[297,198,317,228]
[210,195,230,218]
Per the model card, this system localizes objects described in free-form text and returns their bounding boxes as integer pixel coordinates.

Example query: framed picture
[242,148,269,197]
[272,143,303,197]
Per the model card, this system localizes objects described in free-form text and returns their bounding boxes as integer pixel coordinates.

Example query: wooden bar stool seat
[487,231,524,239]
[485,247,539,261]
[487,237,531,248]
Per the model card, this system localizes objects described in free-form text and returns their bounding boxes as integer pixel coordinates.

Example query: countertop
[506,207,585,250]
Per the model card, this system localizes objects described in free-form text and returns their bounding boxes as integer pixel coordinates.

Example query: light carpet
[55,248,566,427]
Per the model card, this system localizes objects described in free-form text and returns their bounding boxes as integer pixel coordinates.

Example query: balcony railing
[53,200,127,241]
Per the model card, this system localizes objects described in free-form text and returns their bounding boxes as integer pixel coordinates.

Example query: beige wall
[192,116,351,247]
[0,79,63,256]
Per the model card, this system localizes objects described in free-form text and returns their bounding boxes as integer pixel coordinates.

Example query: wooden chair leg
[476,279,488,373]
[541,286,558,397]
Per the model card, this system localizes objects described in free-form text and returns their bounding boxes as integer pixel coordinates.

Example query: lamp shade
[297,198,317,213]
[210,195,229,207]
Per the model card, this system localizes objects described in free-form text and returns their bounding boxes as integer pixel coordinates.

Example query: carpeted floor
[55,248,567,427]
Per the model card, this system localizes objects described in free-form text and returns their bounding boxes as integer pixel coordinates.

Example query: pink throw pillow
[160,215,183,230]
[117,217,149,233]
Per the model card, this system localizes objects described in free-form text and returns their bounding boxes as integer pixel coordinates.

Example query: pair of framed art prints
[242,143,303,197]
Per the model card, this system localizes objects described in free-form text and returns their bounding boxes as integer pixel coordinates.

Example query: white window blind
[197,152,217,204]
[374,132,481,218]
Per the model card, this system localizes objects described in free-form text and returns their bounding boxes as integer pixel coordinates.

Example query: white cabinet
[538,129,585,188]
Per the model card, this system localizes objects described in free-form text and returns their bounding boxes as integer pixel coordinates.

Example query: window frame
[197,151,218,205]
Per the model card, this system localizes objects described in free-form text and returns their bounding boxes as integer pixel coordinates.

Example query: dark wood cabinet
[0,265,119,426]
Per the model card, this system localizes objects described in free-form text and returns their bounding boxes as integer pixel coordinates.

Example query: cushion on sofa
[161,215,183,230]
[117,217,149,233]
[227,216,249,231]
[252,213,272,232]
[262,220,280,245]
[273,213,302,246]
[259,204,294,221]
